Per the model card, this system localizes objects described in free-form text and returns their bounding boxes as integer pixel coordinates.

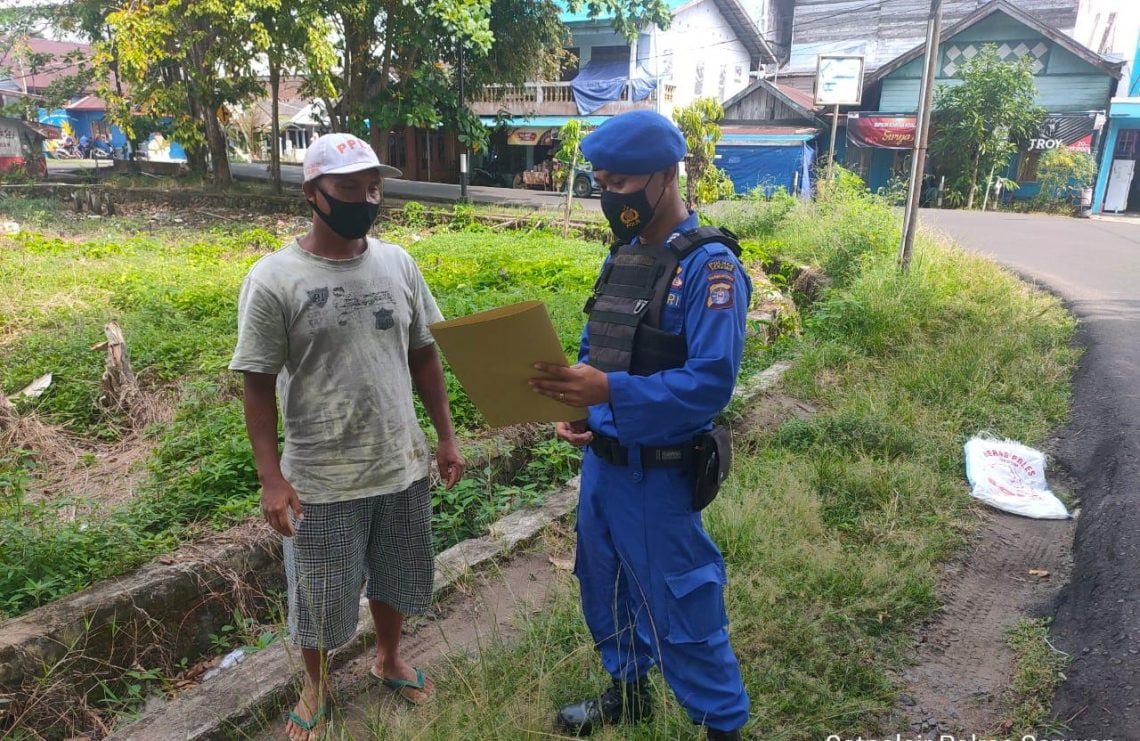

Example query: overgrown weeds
[999,618,1070,737]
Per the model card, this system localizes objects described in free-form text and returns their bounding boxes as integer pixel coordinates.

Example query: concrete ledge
[0,425,547,737]
[0,533,282,697]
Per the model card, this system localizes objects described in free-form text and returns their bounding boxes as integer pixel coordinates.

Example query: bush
[1036,148,1096,208]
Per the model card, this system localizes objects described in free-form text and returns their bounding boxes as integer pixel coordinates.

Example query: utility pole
[898,0,943,269]
[827,104,840,179]
[458,43,469,203]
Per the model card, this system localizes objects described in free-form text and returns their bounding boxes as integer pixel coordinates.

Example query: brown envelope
[430,300,585,428]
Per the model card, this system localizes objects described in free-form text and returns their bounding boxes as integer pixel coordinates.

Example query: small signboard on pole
[815,54,865,179]
[815,54,865,107]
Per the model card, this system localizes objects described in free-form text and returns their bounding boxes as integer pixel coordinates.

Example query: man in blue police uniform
[530,110,751,740]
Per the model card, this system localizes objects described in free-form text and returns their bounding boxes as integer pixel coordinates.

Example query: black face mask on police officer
[310,187,380,240]
[600,172,666,243]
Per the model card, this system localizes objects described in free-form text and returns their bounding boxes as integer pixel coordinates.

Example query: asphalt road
[922,209,1140,738]
[229,162,603,211]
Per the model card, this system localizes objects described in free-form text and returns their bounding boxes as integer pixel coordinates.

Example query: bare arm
[241,371,302,536]
[408,343,465,489]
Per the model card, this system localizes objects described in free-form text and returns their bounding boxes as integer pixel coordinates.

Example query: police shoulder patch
[705,258,737,274]
[706,281,734,310]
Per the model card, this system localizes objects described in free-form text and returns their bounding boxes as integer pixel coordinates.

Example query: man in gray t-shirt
[229,133,463,739]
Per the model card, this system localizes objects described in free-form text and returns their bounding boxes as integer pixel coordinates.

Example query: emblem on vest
[620,206,640,228]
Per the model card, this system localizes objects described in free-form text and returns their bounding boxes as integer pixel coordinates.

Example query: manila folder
[430,300,584,428]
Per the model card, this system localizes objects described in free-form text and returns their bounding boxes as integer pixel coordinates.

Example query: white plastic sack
[963,435,1069,519]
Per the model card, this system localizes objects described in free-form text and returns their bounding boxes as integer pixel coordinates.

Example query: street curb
[109,362,791,740]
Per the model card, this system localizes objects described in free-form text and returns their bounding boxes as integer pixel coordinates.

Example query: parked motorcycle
[50,143,82,159]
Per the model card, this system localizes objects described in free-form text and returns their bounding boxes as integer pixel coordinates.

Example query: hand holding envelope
[430,301,595,428]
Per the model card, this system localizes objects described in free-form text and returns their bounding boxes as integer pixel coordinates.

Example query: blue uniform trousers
[574,448,750,732]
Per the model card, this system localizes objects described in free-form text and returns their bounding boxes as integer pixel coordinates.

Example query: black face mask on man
[600,172,667,243]
[310,187,379,240]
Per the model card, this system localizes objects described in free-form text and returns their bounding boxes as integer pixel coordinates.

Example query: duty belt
[589,433,698,468]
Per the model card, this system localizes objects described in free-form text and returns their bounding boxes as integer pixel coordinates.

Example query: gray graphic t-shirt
[229,238,443,504]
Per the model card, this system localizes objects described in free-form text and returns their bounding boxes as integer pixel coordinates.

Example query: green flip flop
[372,667,430,705]
[287,704,329,735]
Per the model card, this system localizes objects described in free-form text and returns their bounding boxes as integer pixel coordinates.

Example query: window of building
[388,132,406,169]
[734,64,744,85]
[1017,150,1041,182]
[718,65,727,99]
[591,45,630,63]
[1115,129,1139,158]
[695,63,704,96]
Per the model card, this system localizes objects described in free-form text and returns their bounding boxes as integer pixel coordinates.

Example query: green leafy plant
[1036,148,1096,208]
[673,97,735,207]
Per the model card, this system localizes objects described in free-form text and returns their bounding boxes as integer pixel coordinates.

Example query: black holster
[692,425,733,512]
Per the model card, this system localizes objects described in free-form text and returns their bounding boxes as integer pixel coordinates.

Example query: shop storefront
[473,115,605,189]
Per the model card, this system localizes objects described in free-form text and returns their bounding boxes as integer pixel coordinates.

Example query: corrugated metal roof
[480,115,610,127]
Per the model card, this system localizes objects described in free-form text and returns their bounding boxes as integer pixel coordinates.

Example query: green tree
[318,0,670,162]
[673,97,734,208]
[255,2,335,193]
[930,45,1044,209]
[103,0,278,186]
[1036,148,1097,207]
[556,118,588,235]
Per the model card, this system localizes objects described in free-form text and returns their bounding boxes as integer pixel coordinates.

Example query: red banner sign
[846,113,916,150]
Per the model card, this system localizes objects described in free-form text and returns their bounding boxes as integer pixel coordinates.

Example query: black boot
[554,678,652,736]
[706,728,742,741]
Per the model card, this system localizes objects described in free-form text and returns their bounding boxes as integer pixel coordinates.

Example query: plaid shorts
[283,478,434,650]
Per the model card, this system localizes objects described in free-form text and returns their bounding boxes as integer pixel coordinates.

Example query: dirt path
[893,510,1074,734]
[923,211,1140,737]
[250,543,565,740]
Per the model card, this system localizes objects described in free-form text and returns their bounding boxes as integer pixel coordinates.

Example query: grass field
[0,202,617,618]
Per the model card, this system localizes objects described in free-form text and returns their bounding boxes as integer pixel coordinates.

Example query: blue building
[1091,31,1140,214]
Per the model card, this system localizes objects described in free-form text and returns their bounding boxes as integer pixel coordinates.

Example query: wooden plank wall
[725,88,807,121]
[790,0,1079,49]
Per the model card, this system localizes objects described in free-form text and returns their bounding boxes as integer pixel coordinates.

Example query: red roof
[773,83,821,113]
[65,94,108,112]
[721,125,820,136]
[0,37,105,93]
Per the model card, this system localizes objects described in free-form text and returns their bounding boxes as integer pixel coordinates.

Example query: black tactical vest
[584,226,742,376]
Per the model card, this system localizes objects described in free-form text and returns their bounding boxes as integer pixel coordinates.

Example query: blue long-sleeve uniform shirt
[580,212,752,447]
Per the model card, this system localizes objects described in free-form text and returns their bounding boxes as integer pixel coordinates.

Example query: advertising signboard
[846,113,917,149]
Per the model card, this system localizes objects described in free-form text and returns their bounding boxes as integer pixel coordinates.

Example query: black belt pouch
[692,425,733,512]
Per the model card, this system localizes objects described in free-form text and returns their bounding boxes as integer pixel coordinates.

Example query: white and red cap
[302,133,402,183]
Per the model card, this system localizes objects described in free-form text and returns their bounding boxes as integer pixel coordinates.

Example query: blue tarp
[570,59,657,115]
[716,142,815,198]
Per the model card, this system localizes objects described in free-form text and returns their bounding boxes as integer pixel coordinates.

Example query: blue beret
[580,110,686,175]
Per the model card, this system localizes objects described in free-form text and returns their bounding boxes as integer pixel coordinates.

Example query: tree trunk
[370,125,388,165]
[0,391,15,436]
[270,60,282,195]
[966,151,981,209]
[203,103,232,187]
[341,12,373,133]
[97,321,155,430]
[184,86,209,176]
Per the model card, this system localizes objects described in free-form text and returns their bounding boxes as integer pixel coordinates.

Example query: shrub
[1036,148,1096,208]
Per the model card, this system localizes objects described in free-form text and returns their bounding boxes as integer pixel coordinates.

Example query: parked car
[561,161,599,198]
